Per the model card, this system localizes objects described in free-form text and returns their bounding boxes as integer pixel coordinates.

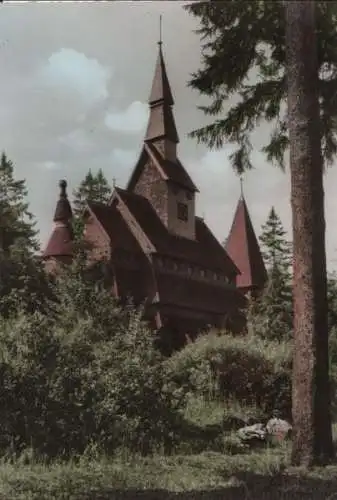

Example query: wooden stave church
[42,42,267,347]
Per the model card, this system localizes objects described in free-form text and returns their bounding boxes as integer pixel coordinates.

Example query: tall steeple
[224,182,267,295]
[42,180,74,269]
[145,18,179,160]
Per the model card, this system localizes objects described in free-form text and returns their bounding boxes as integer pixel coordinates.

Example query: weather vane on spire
[159,14,163,46]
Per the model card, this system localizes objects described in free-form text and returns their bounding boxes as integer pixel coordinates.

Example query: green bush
[166,331,292,420]
[0,261,186,459]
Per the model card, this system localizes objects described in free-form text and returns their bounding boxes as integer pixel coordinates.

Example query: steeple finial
[159,15,162,46]
[239,175,244,198]
[53,179,72,223]
[59,179,67,198]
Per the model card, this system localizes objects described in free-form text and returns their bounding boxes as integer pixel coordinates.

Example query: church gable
[83,207,111,264]
[167,183,195,239]
[131,154,169,228]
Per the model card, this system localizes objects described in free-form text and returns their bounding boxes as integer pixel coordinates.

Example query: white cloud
[105,101,149,133]
[38,48,111,105]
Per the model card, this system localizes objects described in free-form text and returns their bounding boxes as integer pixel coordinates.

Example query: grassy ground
[1,399,337,499]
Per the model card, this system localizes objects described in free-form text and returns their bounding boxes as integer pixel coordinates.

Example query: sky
[1,1,337,269]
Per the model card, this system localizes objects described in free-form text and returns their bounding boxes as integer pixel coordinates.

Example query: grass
[1,445,337,499]
[1,398,337,499]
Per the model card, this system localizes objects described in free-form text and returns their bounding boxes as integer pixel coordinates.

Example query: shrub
[166,331,292,420]
[0,262,186,459]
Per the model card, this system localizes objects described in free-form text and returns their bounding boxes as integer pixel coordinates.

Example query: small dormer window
[177,202,188,222]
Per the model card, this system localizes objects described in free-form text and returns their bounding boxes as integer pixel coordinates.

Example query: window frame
[177,201,188,222]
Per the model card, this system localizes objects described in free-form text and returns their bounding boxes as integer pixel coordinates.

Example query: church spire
[225,192,267,295]
[145,20,179,149]
[53,179,72,223]
[42,179,74,267]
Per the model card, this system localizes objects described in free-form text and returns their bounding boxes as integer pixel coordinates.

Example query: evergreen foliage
[72,169,111,239]
[259,207,292,273]
[0,248,54,319]
[186,0,335,465]
[185,1,337,173]
[0,152,39,254]
[0,152,51,318]
[250,207,293,340]
[73,169,112,217]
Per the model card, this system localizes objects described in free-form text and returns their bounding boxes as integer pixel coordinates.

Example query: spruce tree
[0,152,39,254]
[0,152,52,317]
[73,168,111,218]
[185,1,337,172]
[186,1,334,464]
[253,207,292,339]
[259,207,292,273]
[72,169,112,239]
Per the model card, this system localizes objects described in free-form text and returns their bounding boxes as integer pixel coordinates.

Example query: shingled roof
[127,142,197,193]
[112,187,239,277]
[126,42,199,195]
[42,180,74,259]
[145,43,179,144]
[225,195,267,291]
[87,201,142,253]
[148,42,174,106]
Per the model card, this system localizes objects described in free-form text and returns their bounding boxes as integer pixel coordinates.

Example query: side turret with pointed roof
[42,179,74,272]
[225,181,267,295]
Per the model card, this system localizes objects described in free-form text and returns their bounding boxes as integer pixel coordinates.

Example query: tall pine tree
[0,152,52,317]
[72,169,112,239]
[0,152,39,254]
[186,0,334,465]
[260,207,292,274]
[73,169,111,217]
[185,1,337,171]
[251,207,292,339]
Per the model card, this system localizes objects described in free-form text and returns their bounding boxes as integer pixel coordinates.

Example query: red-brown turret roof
[145,42,179,144]
[225,194,267,292]
[42,179,73,259]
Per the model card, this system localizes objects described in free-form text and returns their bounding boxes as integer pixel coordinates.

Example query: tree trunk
[285,1,334,466]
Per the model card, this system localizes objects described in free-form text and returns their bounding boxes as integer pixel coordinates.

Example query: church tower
[42,180,74,273]
[225,182,267,296]
[126,36,198,240]
[144,39,179,162]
